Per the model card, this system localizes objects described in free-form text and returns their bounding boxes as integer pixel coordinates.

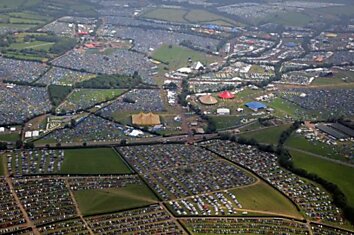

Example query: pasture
[75,184,158,216]
[60,148,132,174]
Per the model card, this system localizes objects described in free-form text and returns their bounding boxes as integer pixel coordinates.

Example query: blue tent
[286,42,297,48]
[245,102,267,111]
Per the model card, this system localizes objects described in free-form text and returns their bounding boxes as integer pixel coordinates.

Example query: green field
[240,124,291,145]
[230,181,301,218]
[143,8,187,23]
[142,8,239,26]
[0,156,4,176]
[153,45,218,70]
[60,148,132,174]
[285,134,345,161]
[67,89,125,104]
[290,150,354,208]
[75,184,158,216]
[209,115,242,130]
[0,133,20,142]
[265,11,313,27]
[268,97,304,118]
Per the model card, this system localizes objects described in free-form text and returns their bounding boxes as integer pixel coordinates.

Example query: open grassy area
[290,150,354,208]
[285,134,345,161]
[268,97,304,118]
[265,11,313,27]
[75,184,158,216]
[230,181,301,218]
[152,45,218,70]
[312,71,354,86]
[67,89,125,104]
[0,133,20,142]
[209,115,242,130]
[142,7,239,26]
[60,148,132,174]
[143,8,187,23]
[0,156,4,176]
[240,124,291,145]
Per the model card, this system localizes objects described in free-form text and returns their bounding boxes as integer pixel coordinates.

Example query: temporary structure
[199,95,218,105]
[132,112,161,126]
[218,91,235,99]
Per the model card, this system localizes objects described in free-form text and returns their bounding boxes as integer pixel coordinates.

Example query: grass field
[142,8,238,26]
[60,148,132,174]
[0,156,4,176]
[268,97,304,118]
[75,184,158,216]
[209,115,242,130]
[265,11,313,27]
[230,181,301,218]
[152,45,218,70]
[285,134,345,161]
[312,71,354,86]
[67,89,125,104]
[290,150,354,208]
[240,124,291,145]
[0,133,20,142]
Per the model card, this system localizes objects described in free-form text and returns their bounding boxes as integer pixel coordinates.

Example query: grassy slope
[230,181,301,218]
[152,45,217,70]
[75,184,158,216]
[290,150,354,208]
[60,148,131,174]
[285,134,344,160]
[240,124,291,145]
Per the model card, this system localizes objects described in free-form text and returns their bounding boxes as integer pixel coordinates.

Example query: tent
[218,91,235,99]
[132,112,161,126]
[245,102,267,111]
[199,95,218,105]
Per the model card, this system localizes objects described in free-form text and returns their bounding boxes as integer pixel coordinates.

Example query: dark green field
[75,184,158,216]
[240,124,291,145]
[0,133,20,142]
[0,156,4,176]
[291,150,354,208]
[60,148,132,174]
[230,181,302,219]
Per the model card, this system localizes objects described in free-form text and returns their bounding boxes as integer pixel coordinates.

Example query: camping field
[230,181,302,219]
[0,156,4,176]
[290,150,354,208]
[60,148,132,174]
[74,183,158,216]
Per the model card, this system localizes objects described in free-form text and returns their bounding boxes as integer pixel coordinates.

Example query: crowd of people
[51,49,155,84]
[280,88,354,118]
[41,115,129,143]
[0,57,48,82]
[100,89,165,118]
[106,25,219,53]
[7,150,64,176]
[203,140,342,223]
[0,85,51,125]
[37,67,93,86]
[118,145,255,200]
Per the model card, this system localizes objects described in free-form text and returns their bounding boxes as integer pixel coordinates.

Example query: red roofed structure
[218,91,235,99]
